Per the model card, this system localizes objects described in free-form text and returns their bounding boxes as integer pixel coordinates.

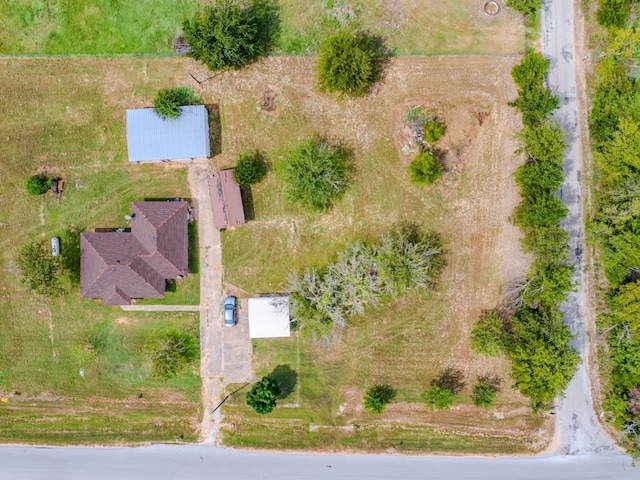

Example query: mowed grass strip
[0,0,523,55]
[0,399,198,445]
[223,336,546,454]
[222,420,536,454]
[0,57,201,443]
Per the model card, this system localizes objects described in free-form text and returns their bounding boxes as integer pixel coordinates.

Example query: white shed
[248,296,290,339]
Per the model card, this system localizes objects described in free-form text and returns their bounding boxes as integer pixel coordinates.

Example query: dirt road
[541,0,618,455]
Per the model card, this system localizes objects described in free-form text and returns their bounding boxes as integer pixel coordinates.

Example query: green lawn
[0,57,201,444]
[0,0,523,55]
[0,0,197,54]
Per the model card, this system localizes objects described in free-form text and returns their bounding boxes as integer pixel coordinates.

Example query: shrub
[423,118,446,144]
[234,151,268,187]
[471,310,505,356]
[505,0,543,15]
[589,57,638,146]
[422,385,453,410]
[408,150,442,186]
[24,175,51,195]
[511,50,550,91]
[183,0,280,71]
[363,384,396,414]
[500,49,578,410]
[281,137,352,210]
[15,240,62,296]
[317,30,386,96]
[151,331,198,379]
[472,375,501,408]
[246,376,281,414]
[405,107,446,146]
[374,226,445,296]
[515,160,564,198]
[520,224,570,263]
[153,86,202,119]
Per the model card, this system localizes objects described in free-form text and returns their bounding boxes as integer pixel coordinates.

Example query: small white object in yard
[402,144,417,155]
[79,368,85,378]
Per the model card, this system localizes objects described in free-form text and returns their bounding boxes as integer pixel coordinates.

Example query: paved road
[541,0,617,455]
[1,445,636,480]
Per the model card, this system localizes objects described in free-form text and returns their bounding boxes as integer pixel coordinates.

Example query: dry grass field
[196,55,552,452]
[278,0,525,54]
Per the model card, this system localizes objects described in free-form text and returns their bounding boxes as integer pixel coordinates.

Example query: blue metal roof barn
[126,105,210,162]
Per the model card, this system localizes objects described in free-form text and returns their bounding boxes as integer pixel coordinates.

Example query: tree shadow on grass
[240,186,255,221]
[431,367,465,394]
[188,221,199,274]
[206,104,222,157]
[268,365,297,399]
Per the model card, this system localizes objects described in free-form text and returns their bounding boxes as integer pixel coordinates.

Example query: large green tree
[596,0,632,29]
[183,0,280,71]
[15,240,62,296]
[281,137,352,210]
[246,376,281,414]
[507,307,580,410]
[317,30,386,96]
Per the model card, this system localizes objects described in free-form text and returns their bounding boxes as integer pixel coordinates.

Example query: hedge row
[590,2,640,455]
[472,50,579,411]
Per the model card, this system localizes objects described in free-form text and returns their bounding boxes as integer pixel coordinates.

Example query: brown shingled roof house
[81,201,189,305]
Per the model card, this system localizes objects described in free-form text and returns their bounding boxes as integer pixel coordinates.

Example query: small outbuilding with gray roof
[248,296,290,339]
[126,105,210,163]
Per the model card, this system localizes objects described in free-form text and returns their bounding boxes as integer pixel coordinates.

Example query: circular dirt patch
[483,1,501,16]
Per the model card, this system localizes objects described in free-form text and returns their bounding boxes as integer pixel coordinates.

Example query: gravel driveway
[188,160,253,444]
